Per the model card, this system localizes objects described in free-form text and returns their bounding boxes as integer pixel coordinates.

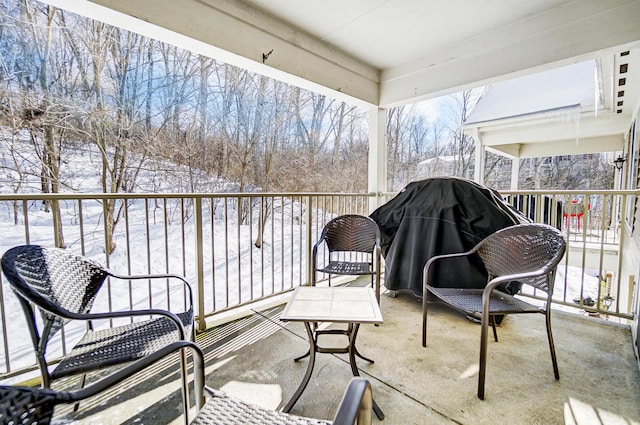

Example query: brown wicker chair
[1,245,198,423]
[0,367,373,425]
[421,223,566,399]
[312,214,382,303]
[193,378,373,425]
[0,341,204,425]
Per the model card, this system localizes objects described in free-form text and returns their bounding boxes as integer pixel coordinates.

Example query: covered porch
[2,1,640,423]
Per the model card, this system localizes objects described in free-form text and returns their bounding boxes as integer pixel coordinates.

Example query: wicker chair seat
[51,310,193,380]
[317,261,372,276]
[427,287,541,318]
[191,390,331,425]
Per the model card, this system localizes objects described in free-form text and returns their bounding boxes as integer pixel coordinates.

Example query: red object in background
[563,200,590,230]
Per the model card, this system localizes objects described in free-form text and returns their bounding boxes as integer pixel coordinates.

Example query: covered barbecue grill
[370,177,528,297]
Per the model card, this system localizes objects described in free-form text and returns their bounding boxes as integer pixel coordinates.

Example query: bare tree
[385,104,435,189]
[386,106,407,190]
[444,89,482,179]
[16,1,66,246]
[69,22,156,253]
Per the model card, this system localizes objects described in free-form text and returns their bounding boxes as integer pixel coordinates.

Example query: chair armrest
[374,244,382,293]
[107,272,195,308]
[311,238,326,285]
[373,244,381,264]
[483,269,548,292]
[423,250,473,288]
[70,308,189,339]
[481,268,552,311]
[312,237,325,254]
[31,299,192,341]
[24,271,195,340]
[331,378,373,425]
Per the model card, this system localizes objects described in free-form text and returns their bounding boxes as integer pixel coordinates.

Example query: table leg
[283,321,316,413]
[293,322,318,362]
[293,350,310,362]
[348,324,385,420]
[295,324,373,363]
[348,324,375,363]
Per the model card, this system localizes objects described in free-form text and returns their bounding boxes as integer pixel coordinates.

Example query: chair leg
[179,349,190,425]
[73,373,87,412]
[373,270,381,327]
[578,213,583,231]
[374,269,381,306]
[478,307,490,399]
[490,316,498,342]
[192,346,205,412]
[545,311,560,380]
[421,293,428,347]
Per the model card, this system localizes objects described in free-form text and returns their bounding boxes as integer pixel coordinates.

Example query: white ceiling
[39,0,640,156]
[239,0,640,107]
[245,0,560,70]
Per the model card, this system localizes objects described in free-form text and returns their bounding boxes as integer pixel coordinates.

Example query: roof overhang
[467,108,627,158]
[462,48,640,159]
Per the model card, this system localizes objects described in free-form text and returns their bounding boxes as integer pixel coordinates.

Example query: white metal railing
[0,189,635,380]
[0,192,371,379]
[500,190,633,319]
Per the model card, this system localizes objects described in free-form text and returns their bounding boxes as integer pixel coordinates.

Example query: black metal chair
[421,223,566,399]
[0,341,204,425]
[0,366,372,425]
[312,214,382,303]
[0,245,197,423]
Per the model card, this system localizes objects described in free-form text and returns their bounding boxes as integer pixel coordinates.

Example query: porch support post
[511,157,520,189]
[368,107,387,213]
[472,129,485,185]
[194,197,206,332]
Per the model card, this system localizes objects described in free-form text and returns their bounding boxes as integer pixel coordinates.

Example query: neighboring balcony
[0,190,638,424]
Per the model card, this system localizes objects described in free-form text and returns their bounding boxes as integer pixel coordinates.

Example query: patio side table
[280,286,384,419]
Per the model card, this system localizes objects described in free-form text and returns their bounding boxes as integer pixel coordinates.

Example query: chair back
[1,245,109,342]
[474,223,566,294]
[0,386,59,425]
[320,214,379,254]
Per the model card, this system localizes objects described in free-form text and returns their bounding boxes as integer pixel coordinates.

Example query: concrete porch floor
[52,282,640,425]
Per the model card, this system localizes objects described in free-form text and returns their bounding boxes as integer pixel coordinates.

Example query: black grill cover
[369,177,528,297]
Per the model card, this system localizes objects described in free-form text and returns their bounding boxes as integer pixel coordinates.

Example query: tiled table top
[281,286,383,324]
